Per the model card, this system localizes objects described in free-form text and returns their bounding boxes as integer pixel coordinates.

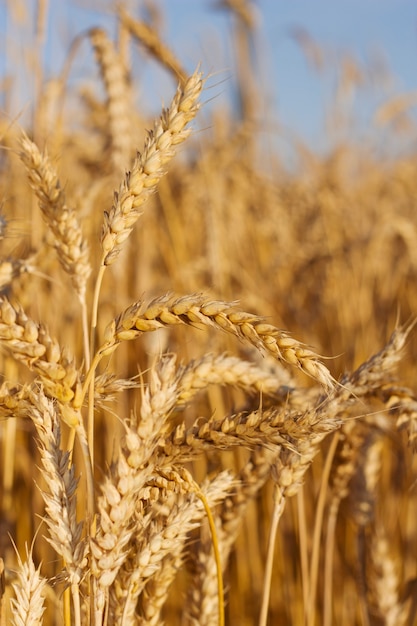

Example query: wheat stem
[297,489,310,624]
[258,485,285,626]
[306,431,340,626]
[193,486,225,626]
[323,501,338,626]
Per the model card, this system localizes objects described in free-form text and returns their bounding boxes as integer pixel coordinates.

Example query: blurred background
[2,3,417,624]
[2,0,417,160]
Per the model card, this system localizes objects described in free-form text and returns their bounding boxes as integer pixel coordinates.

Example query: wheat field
[1,2,417,625]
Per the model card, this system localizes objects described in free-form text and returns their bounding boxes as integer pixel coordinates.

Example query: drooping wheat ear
[0,296,80,406]
[100,69,203,266]
[102,293,335,389]
[10,545,47,626]
[160,403,331,463]
[89,28,133,171]
[26,387,87,625]
[19,134,91,302]
[119,7,187,85]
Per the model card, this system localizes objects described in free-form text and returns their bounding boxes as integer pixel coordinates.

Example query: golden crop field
[1,2,417,625]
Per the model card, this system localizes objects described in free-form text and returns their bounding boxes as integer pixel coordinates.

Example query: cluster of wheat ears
[2,2,417,625]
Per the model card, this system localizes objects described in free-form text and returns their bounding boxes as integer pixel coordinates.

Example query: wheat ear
[119,7,187,85]
[116,471,233,625]
[26,387,87,626]
[0,296,80,406]
[176,352,288,405]
[19,135,91,303]
[90,355,180,623]
[99,294,335,389]
[323,421,370,626]
[87,69,203,466]
[89,28,133,171]
[367,527,407,626]
[10,545,46,626]
[19,134,91,367]
[99,69,203,267]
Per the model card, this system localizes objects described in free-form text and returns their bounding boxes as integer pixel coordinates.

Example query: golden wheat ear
[89,27,133,172]
[102,294,336,389]
[9,544,47,626]
[118,7,187,85]
[19,134,91,302]
[99,69,203,267]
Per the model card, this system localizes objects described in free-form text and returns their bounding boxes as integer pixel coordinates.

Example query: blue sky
[1,1,416,156]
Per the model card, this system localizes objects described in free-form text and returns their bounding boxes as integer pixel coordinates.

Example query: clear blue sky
[1,1,416,156]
